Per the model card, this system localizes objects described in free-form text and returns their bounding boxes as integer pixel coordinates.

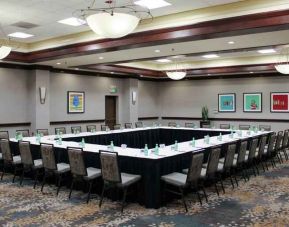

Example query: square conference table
[9,127,271,209]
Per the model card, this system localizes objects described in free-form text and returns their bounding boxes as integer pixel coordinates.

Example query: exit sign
[109,86,118,93]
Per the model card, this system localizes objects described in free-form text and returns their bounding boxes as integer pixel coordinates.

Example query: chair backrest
[71,126,81,134]
[257,135,267,158]
[101,125,108,131]
[282,130,289,148]
[266,134,276,156]
[16,130,30,137]
[275,131,284,151]
[55,127,66,135]
[186,152,204,185]
[220,124,230,129]
[259,125,271,131]
[168,122,177,127]
[0,139,13,162]
[0,131,9,139]
[87,125,96,132]
[125,123,132,129]
[206,147,221,176]
[67,147,87,176]
[202,123,211,129]
[19,141,33,166]
[224,143,237,169]
[135,122,143,128]
[40,143,57,170]
[248,138,259,160]
[37,129,49,136]
[185,122,195,128]
[239,124,250,130]
[237,140,248,164]
[114,124,121,130]
[99,150,121,184]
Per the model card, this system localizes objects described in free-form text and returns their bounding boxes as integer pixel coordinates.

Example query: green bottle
[144,144,149,156]
[191,137,195,147]
[155,144,159,155]
[110,141,114,151]
[174,140,178,151]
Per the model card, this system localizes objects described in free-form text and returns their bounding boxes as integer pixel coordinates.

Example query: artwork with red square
[272,94,289,111]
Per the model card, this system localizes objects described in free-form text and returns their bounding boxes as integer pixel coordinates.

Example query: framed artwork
[243,93,262,112]
[270,92,289,112]
[67,91,85,113]
[218,93,236,112]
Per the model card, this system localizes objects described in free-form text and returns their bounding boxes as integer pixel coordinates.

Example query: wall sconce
[132,91,137,105]
[39,87,46,104]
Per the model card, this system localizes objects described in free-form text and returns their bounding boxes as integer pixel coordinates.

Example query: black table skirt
[10,128,239,209]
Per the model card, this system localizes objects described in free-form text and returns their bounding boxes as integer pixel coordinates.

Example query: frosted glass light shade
[166,71,186,80]
[275,64,289,74]
[0,46,11,59]
[86,13,140,38]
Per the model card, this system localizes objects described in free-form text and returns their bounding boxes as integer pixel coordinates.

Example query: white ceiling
[0,0,242,42]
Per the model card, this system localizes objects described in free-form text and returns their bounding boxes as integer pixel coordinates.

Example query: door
[105,96,117,129]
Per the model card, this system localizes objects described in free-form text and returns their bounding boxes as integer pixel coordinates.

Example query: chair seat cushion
[161,172,186,187]
[0,153,2,160]
[84,167,101,180]
[182,168,188,174]
[12,155,21,164]
[246,150,249,155]
[56,163,70,174]
[201,168,206,178]
[33,159,43,169]
[219,154,238,164]
[119,172,141,187]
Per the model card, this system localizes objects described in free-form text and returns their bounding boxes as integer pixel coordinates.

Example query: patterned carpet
[1,162,289,226]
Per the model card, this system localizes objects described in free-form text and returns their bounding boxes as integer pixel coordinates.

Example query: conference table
[9,126,271,209]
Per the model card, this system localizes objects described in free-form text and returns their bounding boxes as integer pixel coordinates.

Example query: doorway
[105,96,117,129]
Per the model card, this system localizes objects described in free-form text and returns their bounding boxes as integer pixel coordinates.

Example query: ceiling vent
[11,21,39,29]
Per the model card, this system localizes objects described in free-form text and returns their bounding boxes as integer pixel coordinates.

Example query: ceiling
[1,0,289,79]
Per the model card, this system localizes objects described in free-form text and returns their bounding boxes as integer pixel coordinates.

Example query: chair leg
[229,175,235,189]
[86,181,93,204]
[56,174,62,195]
[196,191,202,206]
[201,186,208,202]
[179,187,188,212]
[68,178,75,199]
[99,184,106,208]
[33,169,39,189]
[13,165,19,183]
[219,177,225,194]
[215,183,220,197]
[41,171,47,192]
[19,168,25,185]
[121,187,128,213]
[1,164,5,180]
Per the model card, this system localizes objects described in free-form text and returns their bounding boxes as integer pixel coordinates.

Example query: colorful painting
[271,92,289,112]
[67,91,85,113]
[218,93,236,112]
[243,93,262,112]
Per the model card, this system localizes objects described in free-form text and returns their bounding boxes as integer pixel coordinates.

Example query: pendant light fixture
[166,49,187,80]
[75,0,152,39]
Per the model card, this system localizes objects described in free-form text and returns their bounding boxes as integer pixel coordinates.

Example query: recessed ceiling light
[156,59,172,63]
[155,49,160,53]
[110,72,115,74]
[207,73,211,76]
[75,68,79,70]
[228,41,235,45]
[56,62,61,65]
[202,54,219,59]
[257,49,276,54]
[134,0,171,9]
[99,56,104,60]
[58,17,86,26]
[250,71,254,74]
[8,32,34,38]
[172,55,186,59]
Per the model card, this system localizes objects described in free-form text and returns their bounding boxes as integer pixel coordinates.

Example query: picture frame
[243,92,262,112]
[218,93,236,112]
[67,91,85,113]
[270,92,289,112]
